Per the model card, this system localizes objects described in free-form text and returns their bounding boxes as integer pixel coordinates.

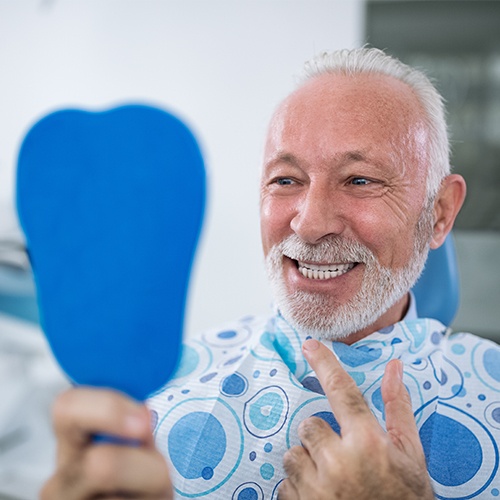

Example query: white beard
[265,208,434,341]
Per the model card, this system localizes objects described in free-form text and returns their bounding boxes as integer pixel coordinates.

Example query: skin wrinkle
[301,52,451,200]
[283,73,429,184]
[263,84,428,201]
[262,156,419,245]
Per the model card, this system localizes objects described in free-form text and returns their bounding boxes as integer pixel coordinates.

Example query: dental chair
[411,233,459,326]
[0,265,39,323]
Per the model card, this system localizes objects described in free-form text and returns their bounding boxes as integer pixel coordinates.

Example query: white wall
[0,0,364,337]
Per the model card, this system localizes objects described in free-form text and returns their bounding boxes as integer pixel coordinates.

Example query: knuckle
[298,416,328,441]
[321,369,346,394]
[401,392,415,413]
[52,389,78,425]
[322,372,368,413]
[95,391,127,417]
[360,427,390,455]
[299,415,319,432]
[344,390,369,415]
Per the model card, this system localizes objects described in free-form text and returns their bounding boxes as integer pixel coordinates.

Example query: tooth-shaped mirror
[16,104,206,401]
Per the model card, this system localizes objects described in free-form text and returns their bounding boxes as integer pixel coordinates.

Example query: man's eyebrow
[338,150,389,171]
[265,150,385,170]
[264,152,301,168]
[342,150,366,163]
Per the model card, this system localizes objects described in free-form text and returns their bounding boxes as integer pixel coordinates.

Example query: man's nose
[290,186,345,244]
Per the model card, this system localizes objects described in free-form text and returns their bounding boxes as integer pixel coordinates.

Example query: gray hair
[301,48,450,201]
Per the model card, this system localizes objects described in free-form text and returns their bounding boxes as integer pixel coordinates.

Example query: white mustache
[275,234,376,265]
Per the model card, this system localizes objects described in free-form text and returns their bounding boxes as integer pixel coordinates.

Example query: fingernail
[303,338,320,351]
[396,359,404,380]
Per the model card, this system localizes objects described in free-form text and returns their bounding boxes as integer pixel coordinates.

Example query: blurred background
[0,1,498,498]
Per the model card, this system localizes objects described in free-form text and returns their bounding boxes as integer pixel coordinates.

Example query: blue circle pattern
[147,316,500,498]
[168,412,226,480]
[238,488,257,500]
[154,396,244,498]
[232,482,264,500]
[244,386,289,438]
[175,345,200,378]
[249,394,282,430]
[260,463,274,480]
[221,373,248,397]
[219,330,237,339]
[493,408,500,422]
[484,349,500,383]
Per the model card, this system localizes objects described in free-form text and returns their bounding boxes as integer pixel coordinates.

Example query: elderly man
[42,48,500,500]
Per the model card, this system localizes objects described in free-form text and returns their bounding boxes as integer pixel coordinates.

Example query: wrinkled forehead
[264,72,430,168]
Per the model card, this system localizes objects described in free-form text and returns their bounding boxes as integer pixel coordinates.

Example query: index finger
[302,339,379,434]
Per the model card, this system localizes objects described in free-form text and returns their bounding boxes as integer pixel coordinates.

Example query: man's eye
[275,178,295,186]
[351,177,371,185]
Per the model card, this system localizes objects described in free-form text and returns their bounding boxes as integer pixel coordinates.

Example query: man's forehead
[262,72,430,184]
[265,72,427,152]
[273,72,425,125]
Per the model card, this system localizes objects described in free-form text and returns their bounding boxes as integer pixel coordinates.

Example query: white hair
[301,48,450,201]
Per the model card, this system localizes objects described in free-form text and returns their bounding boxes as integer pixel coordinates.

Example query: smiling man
[261,67,441,343]
[42,48,500,500]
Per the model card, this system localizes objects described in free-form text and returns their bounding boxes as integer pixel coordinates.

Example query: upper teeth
[297,261,355,280]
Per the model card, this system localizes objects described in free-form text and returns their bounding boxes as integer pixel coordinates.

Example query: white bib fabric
[148,314,500,499]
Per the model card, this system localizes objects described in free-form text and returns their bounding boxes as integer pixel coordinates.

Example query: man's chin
[275,291,368,341]
[278,310,357,342]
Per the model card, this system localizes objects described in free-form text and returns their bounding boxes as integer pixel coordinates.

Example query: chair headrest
[411,234,459,326]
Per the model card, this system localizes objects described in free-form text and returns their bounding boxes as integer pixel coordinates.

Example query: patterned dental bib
[148,314,500,499]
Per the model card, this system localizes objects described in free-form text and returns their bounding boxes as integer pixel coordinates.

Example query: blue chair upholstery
[411,233,460,326]
[0,266,39,324]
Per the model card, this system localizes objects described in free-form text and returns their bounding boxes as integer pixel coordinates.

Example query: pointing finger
[302,339,379,434]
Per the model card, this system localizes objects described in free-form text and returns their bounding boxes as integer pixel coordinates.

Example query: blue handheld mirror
[16,104,206,402]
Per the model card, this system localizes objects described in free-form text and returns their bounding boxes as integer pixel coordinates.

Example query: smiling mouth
[296,260,357,280]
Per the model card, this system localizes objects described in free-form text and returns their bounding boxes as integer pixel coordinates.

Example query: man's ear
[430,174,467,249]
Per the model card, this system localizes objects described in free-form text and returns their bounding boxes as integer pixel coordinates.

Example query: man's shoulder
[447,329,500,351]
[186,314,271,346]
[150,314,272,394]
[185,314,274,362]
[402,317,500,352]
